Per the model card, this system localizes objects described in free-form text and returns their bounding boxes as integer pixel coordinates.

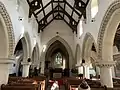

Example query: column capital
[96,61,116,68]
[21,62,32,65]
[75,64,81,67]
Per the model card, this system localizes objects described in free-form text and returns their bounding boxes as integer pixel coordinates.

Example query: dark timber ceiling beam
[27,0,90,33]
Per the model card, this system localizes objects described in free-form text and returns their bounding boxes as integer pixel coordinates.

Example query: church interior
[0,0,120,90]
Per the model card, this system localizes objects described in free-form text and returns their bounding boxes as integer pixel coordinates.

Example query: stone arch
[14,37,28,76]
[17,37,28,62]
[82,32,97,63]
[40,36,74,68]
[0,1,15,58]
[31,43,40,67]
[15,32,31,61]
[24,32,31,58]
[75,44,81,66]
[97,0,120,61]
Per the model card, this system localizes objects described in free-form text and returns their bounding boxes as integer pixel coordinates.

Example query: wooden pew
[7,77,42,90]
[8,76,46,90]
[64,77,105,90]
[8,77,27,84]
[31,76,46,90]
[1,84,38,90]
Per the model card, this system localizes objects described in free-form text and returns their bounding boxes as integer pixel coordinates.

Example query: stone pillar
[96,66,100,76]
[78,66,83,74]
[40,61,45,74]
[21,62,32,77]
[111,67,115,78]
[96,61,115,88]
[0,59,14,85]
[83,65,90,79]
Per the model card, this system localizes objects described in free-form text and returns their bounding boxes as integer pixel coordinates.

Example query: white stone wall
[0,0,41,74]
[41,20,74,55]
[78,0,115,48]
[0,0,117,74]
[72,0,117,66]
[0,0,40,53]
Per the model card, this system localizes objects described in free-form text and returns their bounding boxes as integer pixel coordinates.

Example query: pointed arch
[14,32,31,61]
[40,36,74,68]
[97,0,120,61]
[24,32,31,58]
[31,43,40,66]
[0,1,15,58]
[82,32,97,62]
[75,44,81,66]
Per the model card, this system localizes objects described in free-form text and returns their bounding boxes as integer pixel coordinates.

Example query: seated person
[51,81,59,90]
[78,80,90,90]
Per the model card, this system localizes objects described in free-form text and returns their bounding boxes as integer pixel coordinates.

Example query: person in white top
[51,81,59,90]
[78,80,90,90]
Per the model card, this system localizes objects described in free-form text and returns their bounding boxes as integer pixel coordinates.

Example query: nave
[1,0,120,90]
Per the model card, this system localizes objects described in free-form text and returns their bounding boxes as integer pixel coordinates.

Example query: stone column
[40,61,45,74]
[21,62,32,77]
[78,66,83,74]
[83,65,90,79]
[0,59,14,85]
[96,61,115,88]
[111,67,115,78]
[96,66,100,77]
[75,64,83,74]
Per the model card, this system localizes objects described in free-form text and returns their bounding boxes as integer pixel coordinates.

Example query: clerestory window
[91,0,98,18]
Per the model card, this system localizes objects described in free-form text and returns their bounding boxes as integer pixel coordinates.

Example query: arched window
[91,0,98,18]
[78,20,83,37]
[55,52,62,65]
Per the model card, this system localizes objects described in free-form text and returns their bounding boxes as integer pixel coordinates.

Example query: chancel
[0,0,120,90]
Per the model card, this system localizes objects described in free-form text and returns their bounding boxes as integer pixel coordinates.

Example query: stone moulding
[0,1,15,58]
[98,0,120,60]
[96,61,116,68]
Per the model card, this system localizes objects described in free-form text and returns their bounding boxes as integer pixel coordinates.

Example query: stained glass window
[55,52,62,65]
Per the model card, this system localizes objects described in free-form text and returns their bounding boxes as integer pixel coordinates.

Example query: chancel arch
[45,40,69,69]
[40,36,74,73]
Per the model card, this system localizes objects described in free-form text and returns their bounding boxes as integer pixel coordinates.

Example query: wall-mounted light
[18,16,23,21]
[56,32,59,36]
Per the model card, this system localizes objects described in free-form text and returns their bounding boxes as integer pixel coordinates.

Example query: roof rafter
[26,0,90,33]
